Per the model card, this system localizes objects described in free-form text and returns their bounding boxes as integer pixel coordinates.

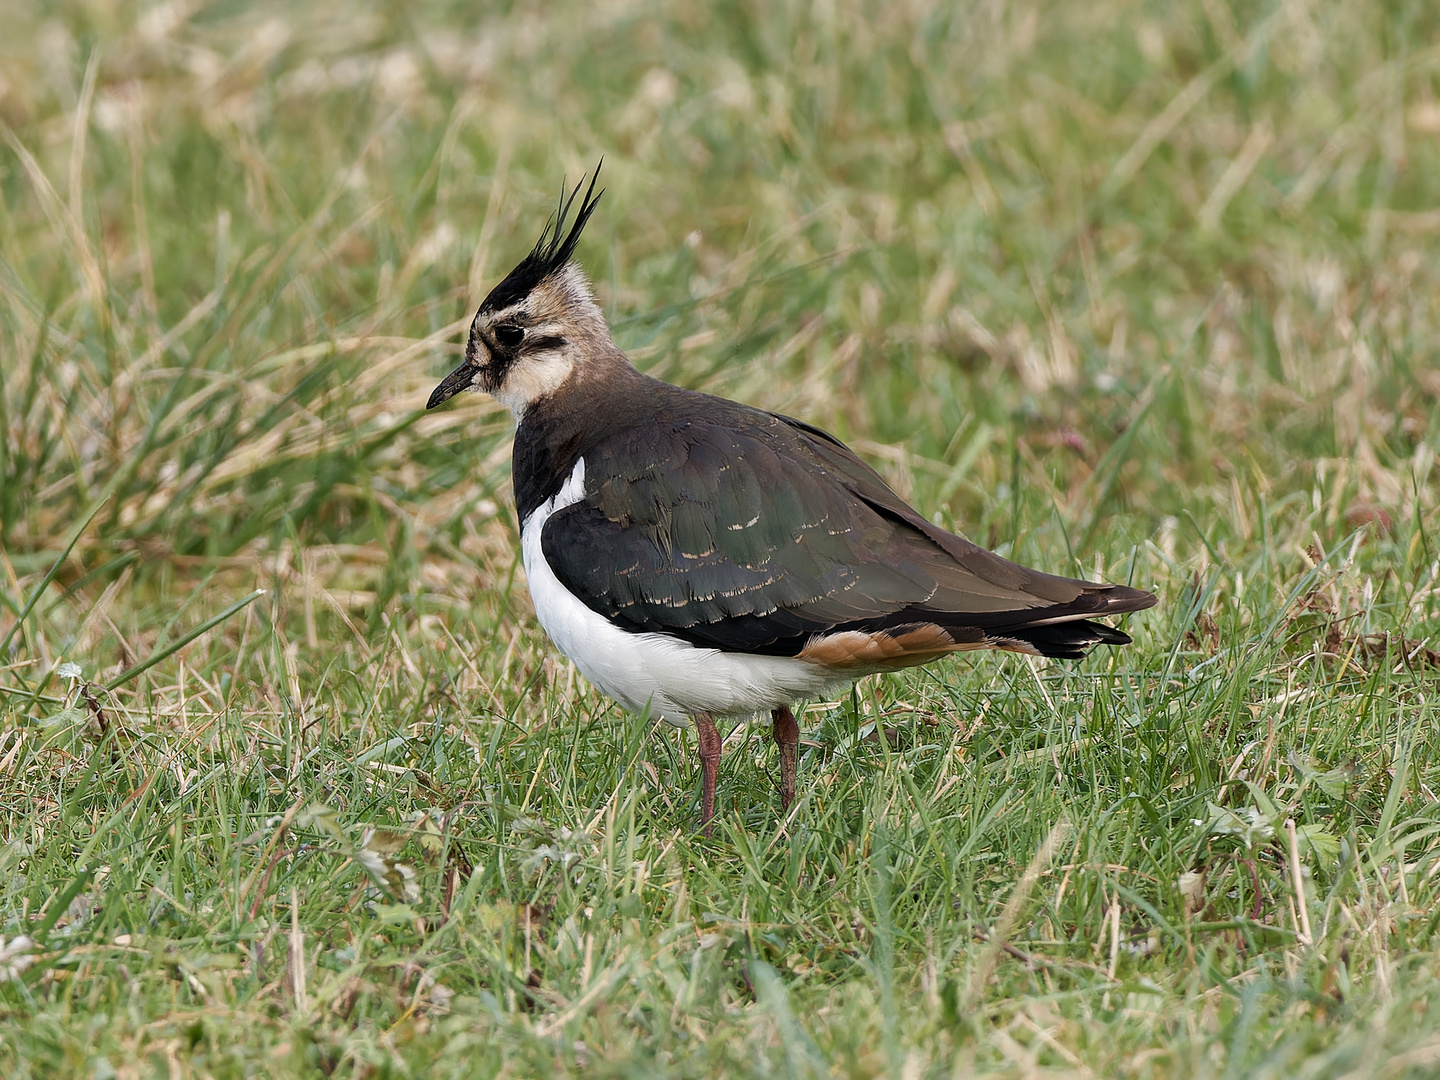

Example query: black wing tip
[999,583,1156,658]
[1098,583,1159,614]
[1004,618,1134,659]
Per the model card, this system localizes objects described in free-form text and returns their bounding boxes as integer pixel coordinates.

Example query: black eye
[494,323,524,349]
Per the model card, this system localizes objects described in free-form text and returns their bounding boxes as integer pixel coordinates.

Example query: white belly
[519,458,846,727]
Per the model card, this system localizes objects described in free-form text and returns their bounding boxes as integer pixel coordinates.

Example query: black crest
[479,163,605,315]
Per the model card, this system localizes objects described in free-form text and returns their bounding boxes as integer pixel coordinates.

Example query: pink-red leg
[695,714,722,837]
[772,705,799,813]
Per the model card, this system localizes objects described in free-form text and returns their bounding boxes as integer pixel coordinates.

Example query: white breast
[520,458,845,727]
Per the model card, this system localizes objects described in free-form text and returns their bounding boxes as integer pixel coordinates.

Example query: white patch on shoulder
[521,458,846,727]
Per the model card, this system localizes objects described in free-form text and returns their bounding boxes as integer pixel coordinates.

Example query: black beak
[427,361,479,409]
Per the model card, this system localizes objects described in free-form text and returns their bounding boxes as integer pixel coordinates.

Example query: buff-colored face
[428,263,610,418]
[428,168,609,419]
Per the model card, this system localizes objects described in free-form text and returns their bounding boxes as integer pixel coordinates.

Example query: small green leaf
[1295,824,1341,861]
[297,803,347,846]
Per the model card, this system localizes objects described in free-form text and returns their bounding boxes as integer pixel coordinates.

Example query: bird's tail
[995,618,1134,659]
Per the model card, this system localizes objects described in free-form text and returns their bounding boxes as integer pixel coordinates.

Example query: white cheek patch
[494,349,575,417]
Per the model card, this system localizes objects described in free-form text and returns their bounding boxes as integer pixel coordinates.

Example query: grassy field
[3,0,1440,1075]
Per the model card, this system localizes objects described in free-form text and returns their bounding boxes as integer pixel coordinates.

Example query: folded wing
[541,404,1155,659]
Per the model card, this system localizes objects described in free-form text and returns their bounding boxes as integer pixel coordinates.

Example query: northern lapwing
[427,169,1157,834]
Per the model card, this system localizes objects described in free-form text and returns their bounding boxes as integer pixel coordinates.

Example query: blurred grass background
[3,0,1440,1076]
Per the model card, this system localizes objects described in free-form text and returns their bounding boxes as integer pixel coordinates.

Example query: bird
[427,167,1156,835]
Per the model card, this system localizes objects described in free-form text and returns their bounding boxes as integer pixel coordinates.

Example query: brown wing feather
[778,413,1157,623]
[539,381,1155,659]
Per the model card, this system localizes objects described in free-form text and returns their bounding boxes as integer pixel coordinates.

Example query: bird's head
[427,166,612,418]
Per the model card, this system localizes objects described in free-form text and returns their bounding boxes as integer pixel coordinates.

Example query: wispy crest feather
[479,163,605,315]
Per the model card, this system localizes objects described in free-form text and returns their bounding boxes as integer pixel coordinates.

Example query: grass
[3,0,1440,1074]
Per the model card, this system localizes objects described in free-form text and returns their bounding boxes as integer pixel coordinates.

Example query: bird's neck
[510,357,658,521]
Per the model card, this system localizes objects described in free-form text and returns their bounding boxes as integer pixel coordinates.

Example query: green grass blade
[102,588,265,691]
[0,495,108,661]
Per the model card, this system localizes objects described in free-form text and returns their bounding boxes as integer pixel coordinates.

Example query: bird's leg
[695,713,722,837]
[772,705,799,814]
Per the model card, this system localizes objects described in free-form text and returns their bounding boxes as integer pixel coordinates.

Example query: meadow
[3,0,1440,1075]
